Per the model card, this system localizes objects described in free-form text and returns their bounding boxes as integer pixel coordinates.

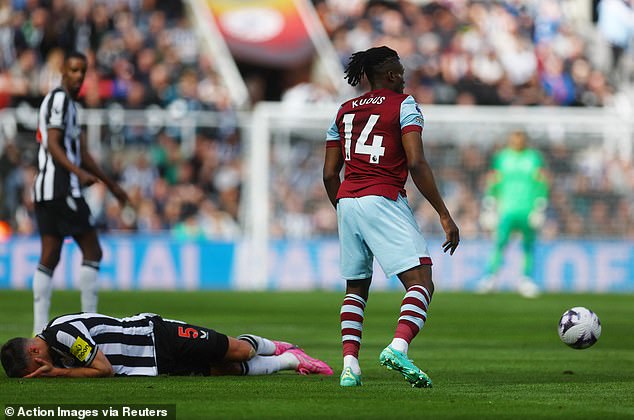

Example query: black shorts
[34,196,94,237]
[152,317,229,376]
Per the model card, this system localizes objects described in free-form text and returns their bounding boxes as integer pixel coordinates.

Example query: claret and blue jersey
[326,88,425,201]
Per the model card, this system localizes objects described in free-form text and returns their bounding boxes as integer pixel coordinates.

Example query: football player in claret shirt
[323,46,460,388]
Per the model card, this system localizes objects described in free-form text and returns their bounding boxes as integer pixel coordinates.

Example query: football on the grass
[558,307,601,349]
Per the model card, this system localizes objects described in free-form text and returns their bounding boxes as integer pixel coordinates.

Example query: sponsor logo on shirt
[70,336,93,362]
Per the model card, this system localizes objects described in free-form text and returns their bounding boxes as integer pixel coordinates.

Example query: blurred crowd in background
[267,134,634,240]
[0,0,633,240]
[317,0,631,106]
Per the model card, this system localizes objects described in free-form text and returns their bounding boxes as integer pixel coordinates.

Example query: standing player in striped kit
[1,312,333,378]
[323,46,460,387]
[32,51,128,335]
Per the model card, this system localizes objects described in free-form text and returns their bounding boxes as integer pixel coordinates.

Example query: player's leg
[215,336,332,376]
[66,197,101,313]
[33,233,63,334]
[358,195,433,387]
[336,197,373,386]
[340,278,370,386]
[521,220,537,278]
[154,318,331,377]
[478,213,512,293]
[73,228,103,313]
[391,264,433,355]
[32,200,66,334]
[517,219,539,298]
[360,195,434,387]
[378,264,433,388]
[360,194,434,354]
[236,334,296,356]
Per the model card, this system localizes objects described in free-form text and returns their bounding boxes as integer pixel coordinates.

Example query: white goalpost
[238,101,633,290]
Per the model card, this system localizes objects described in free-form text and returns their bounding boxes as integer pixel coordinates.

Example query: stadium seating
[0,0,632,240]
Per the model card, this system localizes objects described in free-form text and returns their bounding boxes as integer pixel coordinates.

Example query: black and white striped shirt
[33,87,82,202]
[38,312,160,376]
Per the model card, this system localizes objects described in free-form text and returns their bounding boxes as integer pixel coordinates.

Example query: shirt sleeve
[43,321,98,367]
[46,90,68,129]
[325,110,341,148]
[400,95,424,135]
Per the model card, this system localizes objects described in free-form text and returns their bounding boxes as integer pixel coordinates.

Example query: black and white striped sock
[237,334,276,355]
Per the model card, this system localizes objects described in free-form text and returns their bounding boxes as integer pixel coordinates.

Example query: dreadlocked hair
[344,46,400,87]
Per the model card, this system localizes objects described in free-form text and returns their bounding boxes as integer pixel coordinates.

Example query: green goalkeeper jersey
[487,148,548,214]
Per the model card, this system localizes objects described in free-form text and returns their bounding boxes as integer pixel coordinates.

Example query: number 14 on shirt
[342,113,385,164]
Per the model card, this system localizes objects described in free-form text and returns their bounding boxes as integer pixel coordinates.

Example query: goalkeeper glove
[528,198,547,229]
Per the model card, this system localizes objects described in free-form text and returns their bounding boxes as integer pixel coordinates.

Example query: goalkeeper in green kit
[477,131,549,298]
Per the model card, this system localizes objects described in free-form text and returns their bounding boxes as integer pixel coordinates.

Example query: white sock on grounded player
[237,334,276,356]
[33,265,53,334]
[241,353,298,375]
[79,261,100,313]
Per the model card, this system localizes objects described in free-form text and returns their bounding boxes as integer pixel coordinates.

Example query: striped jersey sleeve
[399,95,424,134]
[325,106,342,148]
[326,114,340,141]
[38,313,159,376]
[39,318,98,367]
[45,90,69,130]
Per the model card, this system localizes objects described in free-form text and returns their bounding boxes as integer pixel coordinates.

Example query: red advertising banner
[206,0,315,67]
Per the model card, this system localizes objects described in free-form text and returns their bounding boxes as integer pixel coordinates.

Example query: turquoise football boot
[379,346,432,388]
[339,367,362,387]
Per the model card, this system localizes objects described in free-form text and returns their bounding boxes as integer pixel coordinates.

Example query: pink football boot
[287,348,334,375]
[272,340,297,356]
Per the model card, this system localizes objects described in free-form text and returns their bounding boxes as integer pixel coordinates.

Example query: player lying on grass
[1,312,333,378]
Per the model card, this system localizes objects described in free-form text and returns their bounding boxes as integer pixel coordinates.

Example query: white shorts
[336,195,432,280]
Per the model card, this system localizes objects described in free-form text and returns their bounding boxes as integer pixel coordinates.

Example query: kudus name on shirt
[351,96,385,107]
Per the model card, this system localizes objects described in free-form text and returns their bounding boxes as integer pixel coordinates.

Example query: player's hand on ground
[440,214,459,255]
[77,169,98,187]
[24,357,55,378]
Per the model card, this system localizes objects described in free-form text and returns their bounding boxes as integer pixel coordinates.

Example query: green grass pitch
[1,290,633,419]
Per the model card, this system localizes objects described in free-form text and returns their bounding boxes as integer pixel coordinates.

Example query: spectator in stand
[313,0,615,106]
[0,0,631,241]
[9,49,39,97]
[596,0,634,83]
[121,151,158,197]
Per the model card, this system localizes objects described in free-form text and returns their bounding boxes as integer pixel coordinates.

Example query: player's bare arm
[25,347,113,378]
[79,132,129,205]
[402,131,459,254]
[323,147,344,209]
[46,128,97,187]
